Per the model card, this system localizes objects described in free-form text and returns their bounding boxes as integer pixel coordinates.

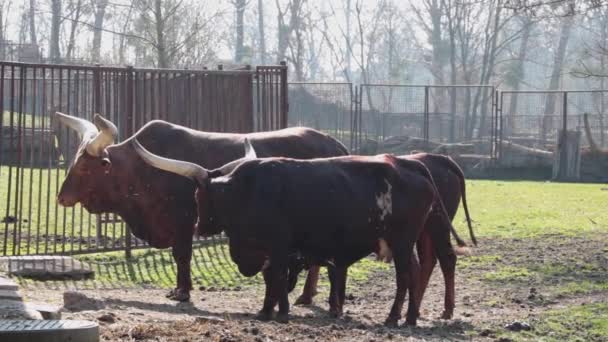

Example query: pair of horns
[54,112,118,156]
[132,138,257,185]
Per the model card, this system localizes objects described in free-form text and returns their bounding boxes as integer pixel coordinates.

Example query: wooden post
[552,129,581,181]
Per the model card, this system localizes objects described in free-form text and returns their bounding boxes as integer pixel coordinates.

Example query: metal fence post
[124,65,134,259]
[424,86,429,143]
[280,61,289,129]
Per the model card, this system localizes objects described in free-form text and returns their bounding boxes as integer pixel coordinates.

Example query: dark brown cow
[293,152,476,319]
[54,112,348,301]
[132,139,458,326]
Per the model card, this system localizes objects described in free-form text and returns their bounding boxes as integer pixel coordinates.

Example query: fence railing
[0,61,287,257]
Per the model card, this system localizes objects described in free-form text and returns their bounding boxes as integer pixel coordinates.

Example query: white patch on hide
[375,179,393,221]
[376,238,393,263]
[261,259,271,271]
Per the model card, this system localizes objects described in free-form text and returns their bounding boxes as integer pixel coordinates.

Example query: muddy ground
[20,234,608,341]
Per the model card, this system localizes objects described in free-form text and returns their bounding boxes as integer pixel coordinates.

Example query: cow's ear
[243,138,257,159]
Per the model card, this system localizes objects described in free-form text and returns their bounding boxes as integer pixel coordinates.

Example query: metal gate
[0,61,287,256]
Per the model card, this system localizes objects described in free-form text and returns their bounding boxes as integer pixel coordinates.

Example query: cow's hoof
[440,310,453,319]
[275,313,289,324]
[404,318,417,326]
[170,289,190,302]
[256,310,273,322]
[328,308,343,318]
[384,317,399,328]
[294,295,313,306]
[165,288,177,298]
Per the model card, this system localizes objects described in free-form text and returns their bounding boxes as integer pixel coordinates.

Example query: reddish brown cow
[294,152,476,319]
[132,139,456,326]
[54,112,348,301]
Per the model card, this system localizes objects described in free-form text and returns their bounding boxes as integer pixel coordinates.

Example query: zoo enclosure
[0,61,287,257]
[288,83,498,158]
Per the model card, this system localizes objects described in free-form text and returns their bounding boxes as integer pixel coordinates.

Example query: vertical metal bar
[280,62,288,129]
[27,66,37,255]
[424,86,429,143]
[15,65,25,255]
[125,66,134,259]
[7,65,16,255]
[64,68,72,254]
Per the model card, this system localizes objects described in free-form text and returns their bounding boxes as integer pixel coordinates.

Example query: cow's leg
[385,239,417,327]
[169,229,193,302]
[273,252,290,323]
[327,266,347,318]
[406,252,421,325]
[415,224,438,316]
[436,240,457,319]
[257,267,277,321]
[295,265,320,305]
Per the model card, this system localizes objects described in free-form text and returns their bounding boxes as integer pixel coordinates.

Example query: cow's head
[131,136,257,236]
[54,112,118,213]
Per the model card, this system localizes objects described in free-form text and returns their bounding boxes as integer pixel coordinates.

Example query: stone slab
[0,289,22,300]
[0,276,19,291]
[0,300,42,320]
[0,320,99,342]
[26,302,62,320]
[0,256,94,280]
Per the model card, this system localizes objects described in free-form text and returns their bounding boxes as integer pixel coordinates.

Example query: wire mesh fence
[0,61,287,257]
[288,82,353,149]
[498,90,608,154]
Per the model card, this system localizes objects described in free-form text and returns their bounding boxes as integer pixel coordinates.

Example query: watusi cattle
[53,112,348,302]
[132,138,458,326]
[292,152,476,320]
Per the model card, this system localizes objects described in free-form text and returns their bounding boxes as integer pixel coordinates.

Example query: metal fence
[0,61,287,256]
[498,90,608,153]
[288,82,354,149]
[288,83,498,157]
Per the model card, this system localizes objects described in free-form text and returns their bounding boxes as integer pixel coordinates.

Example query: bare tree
[542,14,574,140]
[258,0,266,64]
[91,0,109,63]
[233,0,248,63]
[49,0,62,62]
[65,0,85,61]
[29,0,37,44]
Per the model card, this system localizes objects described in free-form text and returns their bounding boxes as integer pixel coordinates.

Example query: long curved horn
[86,114,119,156]
[243,138,257,159]
[131,139,208,185]
[54,112,98,141]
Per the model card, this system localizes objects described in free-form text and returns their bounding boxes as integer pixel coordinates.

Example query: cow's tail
[441,155,477,246]
[390,154,471,255]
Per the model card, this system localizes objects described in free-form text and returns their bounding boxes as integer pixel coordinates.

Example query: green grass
[483,266,533,282]
[2,111,47,129]
[0,165,106,256]
[452,180,608,239]
[497,304,608,341]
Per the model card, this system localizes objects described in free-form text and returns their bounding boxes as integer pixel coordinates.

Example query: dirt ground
[20,234,608,341]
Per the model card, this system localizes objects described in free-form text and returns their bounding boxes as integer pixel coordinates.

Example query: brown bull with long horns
[53,112,348,301]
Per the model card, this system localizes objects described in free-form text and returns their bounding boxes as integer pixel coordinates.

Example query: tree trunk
[470,0,501,140]
[507,17,532,138]
[345,0,352,81]
[234,0,246,63]
[118,2,134,65]
[258,0,266,64]
[29,0,37,44]
[430,0,444,85]
[49,0,62,62]
[154,0,168,68]
[91,0,109,63]
[542,16,573,141]
[66,0,83,61]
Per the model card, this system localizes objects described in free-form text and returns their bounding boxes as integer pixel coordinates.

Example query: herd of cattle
[53,112,477,327]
